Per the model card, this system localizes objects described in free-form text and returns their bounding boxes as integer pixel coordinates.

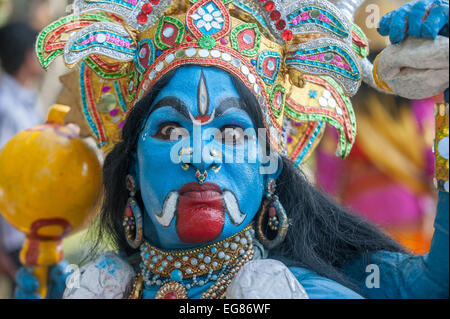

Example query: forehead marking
[197,70,210,120]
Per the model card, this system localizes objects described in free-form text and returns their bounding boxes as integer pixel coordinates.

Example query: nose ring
[211,164,222,173]
[210,148,222,159]
[179,147,193,159]
[210,148,222,174]
[179,147,221,182]
[179,147,193,171]
[195,169,208,184]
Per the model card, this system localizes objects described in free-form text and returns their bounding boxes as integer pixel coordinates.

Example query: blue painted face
[135,65,281,249]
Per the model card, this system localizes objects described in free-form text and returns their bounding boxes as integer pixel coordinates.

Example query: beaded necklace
[129,224,255,299]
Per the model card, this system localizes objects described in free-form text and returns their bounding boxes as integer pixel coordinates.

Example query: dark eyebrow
[151,97,190,119]
[215,97,244,118]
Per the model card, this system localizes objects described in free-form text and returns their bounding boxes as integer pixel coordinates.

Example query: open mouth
[155,182,246,244]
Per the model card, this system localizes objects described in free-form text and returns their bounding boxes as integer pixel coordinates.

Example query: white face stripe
[155,191,178,227]
[223,190,247,226]
[197,70,209,117]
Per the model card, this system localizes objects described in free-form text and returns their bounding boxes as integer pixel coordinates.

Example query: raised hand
[378,0,449,44]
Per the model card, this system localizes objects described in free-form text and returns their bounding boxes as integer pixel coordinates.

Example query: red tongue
[176,192,224,243]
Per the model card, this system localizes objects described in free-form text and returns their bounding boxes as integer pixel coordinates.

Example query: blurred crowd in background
[0,0,440,299]
[0,0,73,298]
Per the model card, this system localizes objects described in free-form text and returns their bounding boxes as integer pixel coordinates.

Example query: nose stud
[179,147,193,171]
[179,147,221,183]
[179,147,193,159]
[210,148,222,158]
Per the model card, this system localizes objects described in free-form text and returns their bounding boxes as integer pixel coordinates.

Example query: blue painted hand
[15,260,70,299]
[378,0,449,43]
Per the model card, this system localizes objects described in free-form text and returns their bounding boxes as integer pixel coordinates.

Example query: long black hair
[95,67,405,294]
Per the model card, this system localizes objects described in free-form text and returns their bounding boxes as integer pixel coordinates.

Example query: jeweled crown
[37,0,369,165]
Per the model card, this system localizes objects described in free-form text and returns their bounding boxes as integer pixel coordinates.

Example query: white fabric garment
[63,252,309,299]
[376,36,449,100]
[226,259,309,299]
[63,251,136,299]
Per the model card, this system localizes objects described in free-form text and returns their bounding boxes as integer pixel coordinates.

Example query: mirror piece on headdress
[256,51,281,85]
[74,0,174,32]
[155,16,186,49]
[230,23,261,56]
[64,22,137,67]
[269,85,286,118]
[285,37,361,96]
[136,39,156,74]
[97,93,118,113]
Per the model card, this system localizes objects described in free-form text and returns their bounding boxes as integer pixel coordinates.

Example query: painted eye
[154,122,189,141]
[214,125,246,145]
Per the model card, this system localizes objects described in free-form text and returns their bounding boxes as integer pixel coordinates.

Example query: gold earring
[123,175,143,249]
[255,179,289,250]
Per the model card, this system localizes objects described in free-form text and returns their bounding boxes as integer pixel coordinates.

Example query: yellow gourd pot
[0,105,103,297]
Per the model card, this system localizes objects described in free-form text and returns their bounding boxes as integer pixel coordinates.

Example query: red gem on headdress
[270,10,281,21]
[150,0,160,4]
[275,19,286,30]
[282,29,293,41]
[137,12,148,24]
[264,1,275,11]
[186,35,193,42]
[141,3,153,14]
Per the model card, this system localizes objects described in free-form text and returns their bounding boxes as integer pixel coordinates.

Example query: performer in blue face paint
[14,0,448,299]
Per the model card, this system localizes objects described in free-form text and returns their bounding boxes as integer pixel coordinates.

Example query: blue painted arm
[15,260,70,299]
[289,266,364,299]
[378,0,449,44]
[342,191,449,299]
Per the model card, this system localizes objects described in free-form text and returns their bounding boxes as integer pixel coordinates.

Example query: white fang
[223,190,246,225]
[155,191,178,227]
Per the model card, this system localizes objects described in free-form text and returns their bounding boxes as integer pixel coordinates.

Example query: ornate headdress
[37,0,371,165]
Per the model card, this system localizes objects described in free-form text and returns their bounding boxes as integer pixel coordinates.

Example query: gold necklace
[129,224,255,299]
